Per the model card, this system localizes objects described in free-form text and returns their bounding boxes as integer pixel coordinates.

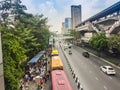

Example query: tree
[70,29,80,40]
[14,14,50,57]
[89,32,108,51]
[1,22,27,90]
[107,35,120,51]
[0,0,27,22]
[0,1,50,90]
[28,15,50,51]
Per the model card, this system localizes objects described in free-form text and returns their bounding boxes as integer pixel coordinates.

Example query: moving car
[82,52,89,58]
[100,65,116,75]
[69,50,72,55]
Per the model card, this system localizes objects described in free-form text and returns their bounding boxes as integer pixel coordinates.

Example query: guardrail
[60,43,83,90]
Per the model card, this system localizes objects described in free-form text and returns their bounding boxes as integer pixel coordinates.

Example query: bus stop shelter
[28,51,46,63]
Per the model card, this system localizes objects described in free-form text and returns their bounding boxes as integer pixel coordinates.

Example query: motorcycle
[69,50,72,55]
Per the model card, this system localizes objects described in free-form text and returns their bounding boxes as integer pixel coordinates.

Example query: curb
[87,50,120,69]
[74,45,120,69]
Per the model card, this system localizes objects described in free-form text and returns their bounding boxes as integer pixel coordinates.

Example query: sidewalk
[44,55,51,90]
[20,51,51,90]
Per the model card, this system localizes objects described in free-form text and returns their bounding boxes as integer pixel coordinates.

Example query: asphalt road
[57,44,78,90]
[60,43,120,90]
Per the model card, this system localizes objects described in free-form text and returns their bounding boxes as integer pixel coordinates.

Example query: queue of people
[20,51,51,90]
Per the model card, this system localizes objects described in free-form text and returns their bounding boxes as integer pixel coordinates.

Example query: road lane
[61,44,120,90]
[73,45,120,81]
[57,45,78,90]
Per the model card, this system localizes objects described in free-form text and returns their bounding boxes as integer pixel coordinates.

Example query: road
[57,44,78,90]
[59,43,120,90]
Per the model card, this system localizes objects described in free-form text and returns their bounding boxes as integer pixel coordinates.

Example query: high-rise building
[61,22,65,34]
[71,5,81,29]
[65,18,72,33]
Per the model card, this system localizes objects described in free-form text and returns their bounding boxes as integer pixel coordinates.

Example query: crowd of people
[20,51,51,90]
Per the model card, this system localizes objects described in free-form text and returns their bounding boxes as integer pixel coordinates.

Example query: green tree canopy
[89,32,108,51]
[1,22,27,90]
[107,35,120,51]
[70,29,80,40]
[0,0,50,90]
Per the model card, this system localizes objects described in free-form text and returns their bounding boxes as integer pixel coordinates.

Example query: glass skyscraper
[71,5,81,29]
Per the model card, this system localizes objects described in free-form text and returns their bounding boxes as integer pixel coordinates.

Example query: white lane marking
[108,77,112,80]
[95,77,99,80]
[104,86,108,90]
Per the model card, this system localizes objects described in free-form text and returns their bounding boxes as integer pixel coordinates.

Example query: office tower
[71,5,81,29]
[65,18,72,33]
[61,22,65,34]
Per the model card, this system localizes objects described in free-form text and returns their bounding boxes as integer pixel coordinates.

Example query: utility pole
[0,32,5,90]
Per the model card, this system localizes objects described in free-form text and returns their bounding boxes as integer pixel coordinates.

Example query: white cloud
[38,1,57,17]
[38,1,59,32]
[21,0,119,33]
[21,0,37,14]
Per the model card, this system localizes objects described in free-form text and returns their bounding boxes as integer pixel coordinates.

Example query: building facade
[71,5,82,29]
[65,18,72,34]
[61,22,66,34]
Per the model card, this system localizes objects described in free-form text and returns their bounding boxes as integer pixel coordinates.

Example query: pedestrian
[46,71,50,80]
[43,76,47,83]
[20,82,24,90]
[40,77,44,85]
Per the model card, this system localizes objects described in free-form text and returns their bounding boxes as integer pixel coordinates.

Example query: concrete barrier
[73,73,75,78]
[75,77,78,83]
[60,43,84,90]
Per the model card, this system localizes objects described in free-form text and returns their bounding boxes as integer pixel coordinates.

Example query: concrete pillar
[0,32,5,90]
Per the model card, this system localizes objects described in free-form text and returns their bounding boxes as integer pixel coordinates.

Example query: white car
[100,65,116,75]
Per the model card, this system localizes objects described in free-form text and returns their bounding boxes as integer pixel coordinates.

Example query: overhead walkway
[108,19,120,34]
[96,18,118,25]
[76,1,120,35]
[77,17,120,35]
[76,22,100,33]
[77,24,90,31]
[89,23,100,33]
[76,1,120,27]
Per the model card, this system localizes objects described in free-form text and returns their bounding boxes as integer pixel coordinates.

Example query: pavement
[26,54,51,90]
[45,56,51,90]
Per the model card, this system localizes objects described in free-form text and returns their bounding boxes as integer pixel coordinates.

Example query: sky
[21,0,119,33]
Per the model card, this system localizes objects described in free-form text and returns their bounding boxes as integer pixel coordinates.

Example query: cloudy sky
[21,0,119,33]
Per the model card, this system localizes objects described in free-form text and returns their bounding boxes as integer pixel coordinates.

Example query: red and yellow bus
[51,70,73,90]
[51,56,64,70]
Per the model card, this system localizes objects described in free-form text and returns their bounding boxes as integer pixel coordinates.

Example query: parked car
[100,65,116,75]
[82,52,89,58]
